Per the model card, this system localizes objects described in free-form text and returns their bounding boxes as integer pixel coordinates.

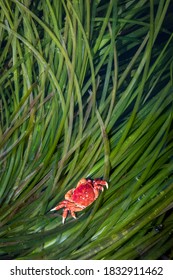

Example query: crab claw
[93,179,108,189]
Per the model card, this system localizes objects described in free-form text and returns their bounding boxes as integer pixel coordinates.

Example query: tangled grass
[0,0,173,259]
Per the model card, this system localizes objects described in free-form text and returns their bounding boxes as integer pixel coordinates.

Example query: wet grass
[0,0,173,260]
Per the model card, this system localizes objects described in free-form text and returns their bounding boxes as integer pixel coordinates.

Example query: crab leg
[70,210,76,220]
[62,207,83,223]
[62,209,68,224]
[50,200,69,211]
[51,202,84,223]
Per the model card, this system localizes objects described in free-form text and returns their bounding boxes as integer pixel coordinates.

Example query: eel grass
[0,0,173,260]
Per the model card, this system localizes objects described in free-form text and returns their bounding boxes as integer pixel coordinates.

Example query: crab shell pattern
[51,178,108,223]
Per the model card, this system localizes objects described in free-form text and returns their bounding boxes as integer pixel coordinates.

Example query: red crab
[51,178,108,223]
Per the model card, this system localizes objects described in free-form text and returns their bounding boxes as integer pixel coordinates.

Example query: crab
[51,178,108,223]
